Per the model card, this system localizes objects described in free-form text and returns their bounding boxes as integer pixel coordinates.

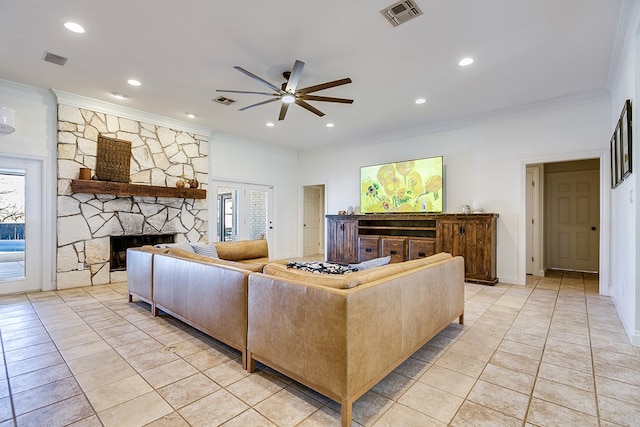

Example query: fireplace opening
[110,234,176,271]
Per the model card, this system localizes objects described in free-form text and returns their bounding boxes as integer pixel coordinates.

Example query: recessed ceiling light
[458,57,474,67]
[110,92,127,100]
[326,123,334,128]
[186,113,196,119]
[127,79,141,87]
[64,22,85,33]
[415,98,426,104]
[266,122,275,127]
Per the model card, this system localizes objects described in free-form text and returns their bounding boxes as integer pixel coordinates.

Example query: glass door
[212,181,273,244]
[0,157,43,294]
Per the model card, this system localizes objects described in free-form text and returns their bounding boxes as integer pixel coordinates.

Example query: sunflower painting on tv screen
[360,156,443,213]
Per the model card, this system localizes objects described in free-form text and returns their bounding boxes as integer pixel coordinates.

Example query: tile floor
[0,271,639,426]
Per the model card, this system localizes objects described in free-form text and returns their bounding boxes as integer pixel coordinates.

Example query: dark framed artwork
[620,99,632,181]
[611,130,619,188]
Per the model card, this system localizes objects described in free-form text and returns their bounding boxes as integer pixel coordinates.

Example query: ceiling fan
[216,60,353,121]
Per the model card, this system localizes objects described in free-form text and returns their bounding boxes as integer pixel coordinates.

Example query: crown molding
[0,79,55,103]
[302,88,610,154]
[51,89,214,137]
[605,0,640,93]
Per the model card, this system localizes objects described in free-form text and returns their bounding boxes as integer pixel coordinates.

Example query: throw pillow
[154,242,195,252]
[286,261,356,275]
[191,242,219,258]
[348,256,391,271]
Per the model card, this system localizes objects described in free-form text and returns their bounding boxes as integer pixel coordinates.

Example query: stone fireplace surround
[56,104,209,289]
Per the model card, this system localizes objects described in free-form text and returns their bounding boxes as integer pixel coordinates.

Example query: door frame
[300,183,326,258]
[209,179,275,249]
[0,155,50,294]
[521,149,609,295]
[526,165,543,276]
[302,184,325,257]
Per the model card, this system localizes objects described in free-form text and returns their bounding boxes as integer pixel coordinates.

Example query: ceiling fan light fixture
[281,93,296,104]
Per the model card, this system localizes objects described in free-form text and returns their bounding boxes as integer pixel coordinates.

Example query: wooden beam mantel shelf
[70,180,207,199]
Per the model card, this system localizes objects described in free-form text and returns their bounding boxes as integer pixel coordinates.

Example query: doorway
[525,158,601,280]
[211,180,273,244]
[302,185,325,257]
[0,157,43,294]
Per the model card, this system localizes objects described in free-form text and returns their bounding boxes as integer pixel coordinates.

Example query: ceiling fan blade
[233,66,280,92]
[295,100,325,117]
[216,89,280,96]
[298,78,352,94]
[285,60,305,93]
[301,95,354,104]
[238,97,280,111]
[278,103,290,121]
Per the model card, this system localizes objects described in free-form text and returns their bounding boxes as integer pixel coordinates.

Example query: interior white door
[0,157,43,294]
[547,170,599,272]
[303,186,322,256]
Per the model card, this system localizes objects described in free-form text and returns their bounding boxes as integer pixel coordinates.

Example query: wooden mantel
[70,179,207,199]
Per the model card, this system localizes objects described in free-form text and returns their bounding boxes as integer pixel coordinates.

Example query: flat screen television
[360,156,443,213]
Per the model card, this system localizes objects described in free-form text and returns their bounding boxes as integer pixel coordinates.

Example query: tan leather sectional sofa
[127,243,464,427]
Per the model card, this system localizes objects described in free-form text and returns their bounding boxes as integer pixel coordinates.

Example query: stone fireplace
[56,104,209,289]
[109,234,175,271]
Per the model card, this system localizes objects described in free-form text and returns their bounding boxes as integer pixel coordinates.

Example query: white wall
[607,6,640,345]
[0,80,57,290]
[299,98,612,285]
[209,132,299,259]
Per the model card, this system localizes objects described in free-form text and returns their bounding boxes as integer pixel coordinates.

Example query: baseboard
[498,274,519,285]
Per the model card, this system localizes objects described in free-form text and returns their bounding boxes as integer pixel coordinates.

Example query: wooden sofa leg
[247,353,256,373]
[152,303,158,317]
[241,351,247,370]
[459,313,464,324]
[341,399,353,427]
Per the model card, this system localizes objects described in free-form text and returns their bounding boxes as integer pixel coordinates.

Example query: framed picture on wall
[610,130,619,188]
[620,99,632,181]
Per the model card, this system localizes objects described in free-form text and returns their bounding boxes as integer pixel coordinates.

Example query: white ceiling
[0,0,625,151]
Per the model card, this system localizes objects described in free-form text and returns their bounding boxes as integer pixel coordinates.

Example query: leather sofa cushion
[262,252,453,289]
[140,245,170,254]
[167,248,265,272]
[215,240,269,261]
[263,263,359,289]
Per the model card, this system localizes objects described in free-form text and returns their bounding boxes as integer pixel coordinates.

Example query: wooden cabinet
[436,215,497,284]
[326,216,358,264]
[327,213,498,284]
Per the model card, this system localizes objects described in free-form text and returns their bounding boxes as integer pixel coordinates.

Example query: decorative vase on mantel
[189,178,199,189]
[176,179,185,189]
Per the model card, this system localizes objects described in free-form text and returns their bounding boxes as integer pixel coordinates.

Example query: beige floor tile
[66,348,124,375]
[97,391,173,427]
[398,381,463,424]
[141,358,199,389]
[458,328,504,349]
[95,322,141,338]
[14,394,96,426]
[227,371,287,406]
[3,340,58,363]
[183,346,233,371]
[144,411,191,427]
[128,348,180,372]
[54,330,104,350]
[253,387,325,427]
[533,377,597,416]
[542,348,593,374]
[419,365,476,398]
[544,337,592,360]
[66,414,104,427]
[496,339,543,361]
[447,339,496,362]
[103,329,151,347]
[594,360,640,387]
[221,409,278,426]
[60,339,112,362]
[450,400,522,427]
[2,332,51,351]
[467,380,529,420]
[12,376,83,416]
[179,389,250,427]
[592,347,640,370]
[489,350,539,376]
[157,373,221,409]
[0,397,11,423]
[435,351,487,378]
[9,362,73,394]
[47,323,94,340]
[479,363,535,395]
[203,359,251,387]
[373,403,445,426]
[75,360,138,392]
[85,374,153,412]
[537,361,594,392]
[172,337,216,357]
[392,356,432,379]
[6,351,65,377]
[113,336,164,359]
[596,375,640,406]
[598,395,640,426]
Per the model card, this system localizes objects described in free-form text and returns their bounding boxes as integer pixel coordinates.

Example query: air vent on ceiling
[380,0,423,27]
[43,51,68,66]
[212,96,236,106]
